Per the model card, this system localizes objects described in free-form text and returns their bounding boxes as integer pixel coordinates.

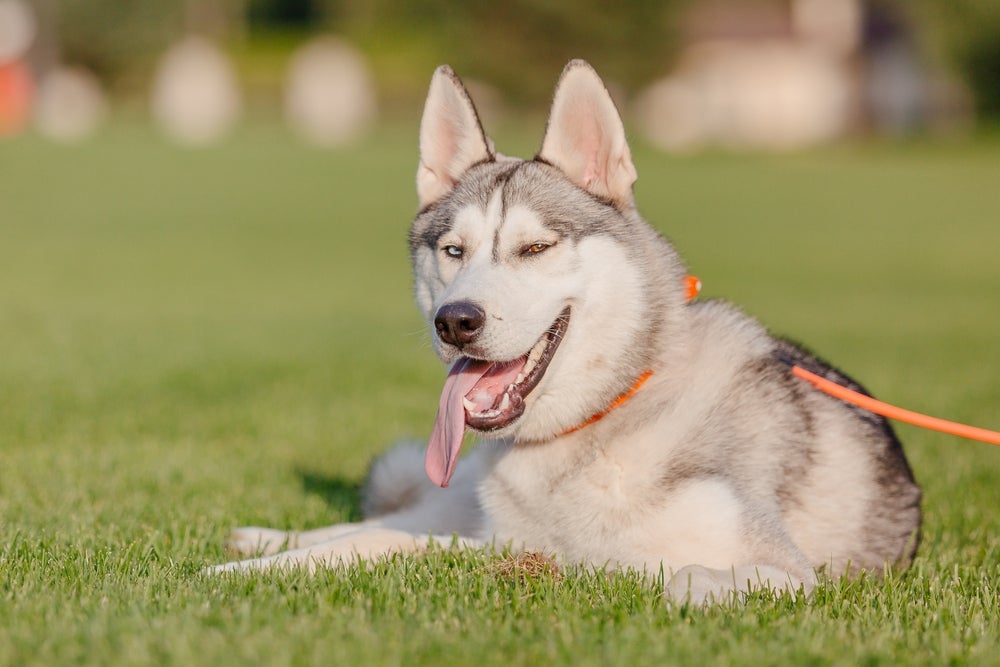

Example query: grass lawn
[0,123,997,665]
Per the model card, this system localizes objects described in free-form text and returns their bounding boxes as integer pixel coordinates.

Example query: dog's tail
[360,440,435,518]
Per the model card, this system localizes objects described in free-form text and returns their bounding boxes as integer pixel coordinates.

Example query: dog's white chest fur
[480,426,747,574]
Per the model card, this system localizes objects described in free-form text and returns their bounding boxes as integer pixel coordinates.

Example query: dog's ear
[538,60,637,209]
[417,66,494,208]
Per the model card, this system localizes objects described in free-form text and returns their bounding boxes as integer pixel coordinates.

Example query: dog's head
[409,61,687,487]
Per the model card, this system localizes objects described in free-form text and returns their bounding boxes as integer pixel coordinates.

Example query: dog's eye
[442,244,463,259]
[523,242,552,256]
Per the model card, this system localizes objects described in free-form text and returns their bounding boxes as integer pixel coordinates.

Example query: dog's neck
[559,369,655,436]
[558,274,699,438]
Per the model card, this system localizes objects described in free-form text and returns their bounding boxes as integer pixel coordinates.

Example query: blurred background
[1,3,998,614]
[1,0,998,147]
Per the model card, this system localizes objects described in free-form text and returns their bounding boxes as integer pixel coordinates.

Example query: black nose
[434,302,486,347]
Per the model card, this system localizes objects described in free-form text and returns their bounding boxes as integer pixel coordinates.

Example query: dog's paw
[666,564,814,605]
[203,560,254,576]
[224,527,294,556]
[666,564,737,605]
[205,541,364,576]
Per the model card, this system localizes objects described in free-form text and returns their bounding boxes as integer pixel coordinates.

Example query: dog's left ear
[538,60,637,209]
[417,66,495,208]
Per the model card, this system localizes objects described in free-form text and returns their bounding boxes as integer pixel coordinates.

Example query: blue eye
[443,244,463,258]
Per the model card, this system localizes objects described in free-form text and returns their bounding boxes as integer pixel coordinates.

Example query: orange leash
[558,273,999,448]
[694,274,997,447]
[790,364,1000,447]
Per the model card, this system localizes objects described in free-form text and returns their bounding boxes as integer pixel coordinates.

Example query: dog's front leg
[208,529,483,574]
[225,522,378,557]
[666,563,817,604]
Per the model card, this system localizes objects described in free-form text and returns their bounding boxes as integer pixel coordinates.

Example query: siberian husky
[212,60,921,603]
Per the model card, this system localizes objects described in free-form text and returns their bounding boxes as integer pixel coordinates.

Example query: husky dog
[213,61,921,602]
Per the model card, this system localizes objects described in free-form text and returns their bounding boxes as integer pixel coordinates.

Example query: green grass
[1,124,998,666]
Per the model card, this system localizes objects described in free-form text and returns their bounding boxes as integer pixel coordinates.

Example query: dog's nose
[434,302,486,347]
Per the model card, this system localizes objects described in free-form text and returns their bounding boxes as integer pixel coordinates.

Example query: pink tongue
[425,357,492,487]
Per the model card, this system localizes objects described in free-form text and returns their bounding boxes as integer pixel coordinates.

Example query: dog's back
[657,301,921,576]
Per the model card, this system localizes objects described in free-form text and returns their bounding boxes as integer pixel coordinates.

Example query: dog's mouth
[425,307,570,487]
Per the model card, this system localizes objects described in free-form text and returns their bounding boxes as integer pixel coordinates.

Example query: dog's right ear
[417,66,494,208]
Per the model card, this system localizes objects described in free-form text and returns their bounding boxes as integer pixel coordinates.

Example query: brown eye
[523,242,552,255]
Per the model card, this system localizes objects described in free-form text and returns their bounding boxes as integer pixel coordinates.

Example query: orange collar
[558,275,699,437]
[561,369,654,436]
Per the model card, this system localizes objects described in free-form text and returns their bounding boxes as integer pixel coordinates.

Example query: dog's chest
[477,434,750,572]
[478,434,670,563]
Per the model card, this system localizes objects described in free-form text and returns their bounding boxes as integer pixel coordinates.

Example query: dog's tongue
[426,357,491,487]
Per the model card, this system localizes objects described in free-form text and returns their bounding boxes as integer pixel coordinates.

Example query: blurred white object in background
[34,66,107,142]
[792,0,861,59]
[0,0,35,62]
[634,41,853,153]
[151,36,241,146]
[632,77,704,153]
[283,37,376,146]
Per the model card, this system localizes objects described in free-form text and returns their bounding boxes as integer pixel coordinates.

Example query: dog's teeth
[499,393,511,411]
[515,372,525,384]
[523,342,545,376]
[463,398,476,412]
